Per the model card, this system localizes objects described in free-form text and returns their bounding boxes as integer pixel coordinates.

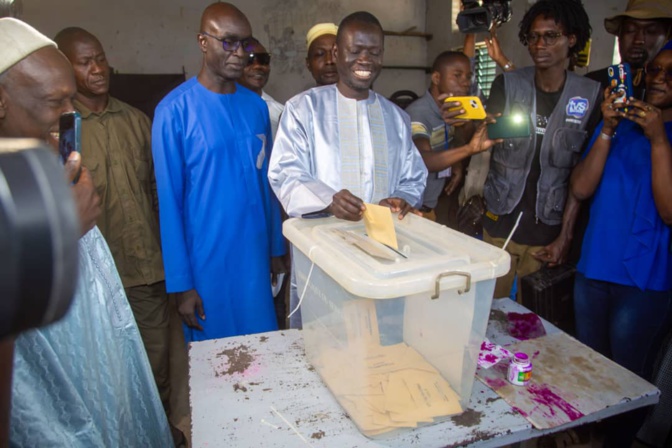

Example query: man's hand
[379,197,418,220]
[329,189,365,221]
[468,117,502,155]
[271,256,287,286]
[438,93,470,127]
[531,235,571,267]
[176,289,205,331]
[444,163,464,196]
[66,152,100,236]
[485,31,512,71]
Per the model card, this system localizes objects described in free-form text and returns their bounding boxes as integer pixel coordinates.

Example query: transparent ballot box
[283,215,510,437]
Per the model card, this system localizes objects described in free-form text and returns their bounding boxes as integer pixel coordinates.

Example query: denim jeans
[574,273,672,448]
[574,273,672,380]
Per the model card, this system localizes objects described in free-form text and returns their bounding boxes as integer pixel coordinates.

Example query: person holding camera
[482,0,602,302]
[0,18,172,447]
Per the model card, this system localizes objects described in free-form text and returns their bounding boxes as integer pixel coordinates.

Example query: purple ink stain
[482,354,498,363]
[507,312,547,340]
[485,377,508,390]
[511,406,529,417]
[532,351,540,359]
[527,384,585,421]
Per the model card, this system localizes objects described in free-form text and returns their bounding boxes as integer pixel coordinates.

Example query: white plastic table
[189,298,659,447]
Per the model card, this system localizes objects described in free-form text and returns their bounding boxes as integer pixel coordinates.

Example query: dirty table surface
[189,298,659,447]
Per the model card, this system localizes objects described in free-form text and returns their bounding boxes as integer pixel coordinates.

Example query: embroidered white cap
[0,18,55,74]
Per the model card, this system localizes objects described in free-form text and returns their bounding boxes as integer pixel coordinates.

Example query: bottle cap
[513,352,529,364]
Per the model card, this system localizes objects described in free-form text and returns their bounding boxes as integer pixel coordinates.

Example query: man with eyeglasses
[238,38,284,139]
[482,0,602,302]
[152,2,285,342]
[586,0,672,101]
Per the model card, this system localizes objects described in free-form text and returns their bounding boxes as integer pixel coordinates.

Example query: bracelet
[599,132,613,141]
[503,61,514,71]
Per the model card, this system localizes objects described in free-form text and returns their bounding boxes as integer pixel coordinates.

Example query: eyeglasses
[645,64,672,83]
[200,31,256,53]
[525,31,566,46]
[247,52,271,66]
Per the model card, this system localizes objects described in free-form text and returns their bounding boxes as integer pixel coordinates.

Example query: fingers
[196,297,206,321]
[332,189,365,220]
[379,198,401,212]
[442,104,466,120]
[72,167,101,236]
[398,202,413,219]
[64,151,82,184]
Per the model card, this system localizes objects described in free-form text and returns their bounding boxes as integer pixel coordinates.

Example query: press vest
[483,67,600,225]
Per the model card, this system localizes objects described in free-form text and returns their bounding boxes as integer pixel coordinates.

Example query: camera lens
[0,140,79,338]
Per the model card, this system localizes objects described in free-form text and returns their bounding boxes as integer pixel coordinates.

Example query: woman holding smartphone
[570,41,672,445]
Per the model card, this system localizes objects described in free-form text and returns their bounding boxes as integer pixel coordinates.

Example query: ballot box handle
[431,271,471,299]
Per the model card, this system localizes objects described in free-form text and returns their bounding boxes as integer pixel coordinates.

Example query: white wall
[22,0,427,103]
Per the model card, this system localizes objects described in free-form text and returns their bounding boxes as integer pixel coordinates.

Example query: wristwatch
[503,61,514,71]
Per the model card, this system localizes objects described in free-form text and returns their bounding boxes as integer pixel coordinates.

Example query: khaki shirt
[76,97,164,288]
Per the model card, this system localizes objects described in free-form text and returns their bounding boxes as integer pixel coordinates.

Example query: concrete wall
[22,0,427,103]
[20,0,628,104]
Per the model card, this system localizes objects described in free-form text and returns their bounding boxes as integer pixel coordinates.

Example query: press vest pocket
[484,170,511,211]
[550,128,586,168]
[491,140,527,169]
[542,184,567,222]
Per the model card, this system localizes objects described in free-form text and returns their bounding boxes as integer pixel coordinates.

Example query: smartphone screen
[58,111,81,164]
[487,114,531,140]
[607,63,633,105]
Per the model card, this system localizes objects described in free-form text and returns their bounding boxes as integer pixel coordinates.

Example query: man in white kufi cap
[0,17,173,448]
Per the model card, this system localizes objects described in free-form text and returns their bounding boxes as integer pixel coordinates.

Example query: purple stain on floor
[507,312,547,340]
[527,384,585,421]
[484,377,508,390]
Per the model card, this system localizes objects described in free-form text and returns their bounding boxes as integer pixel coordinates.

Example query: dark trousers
[125,281,171,415]
[574,273,672,447]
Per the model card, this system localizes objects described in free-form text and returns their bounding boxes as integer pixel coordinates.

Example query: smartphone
[607,63,633,107]
[487,114,531,140]
[444,96,486,120]
[59,111,81,164]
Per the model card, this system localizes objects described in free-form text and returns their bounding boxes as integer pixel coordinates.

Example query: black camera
[0,139,80,339]
[457,0,512,34]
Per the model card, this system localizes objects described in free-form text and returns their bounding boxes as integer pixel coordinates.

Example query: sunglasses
[525,31,566,46]
[247,52,271,66]
[200,31,256,53]
[645,64,672,83]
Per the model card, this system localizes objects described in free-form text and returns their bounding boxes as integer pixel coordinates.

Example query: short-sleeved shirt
[406,90,455,209]
[578,120,672,291]
[76,97,164,288]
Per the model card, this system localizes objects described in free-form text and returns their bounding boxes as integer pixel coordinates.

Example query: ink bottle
[508,352,532,386]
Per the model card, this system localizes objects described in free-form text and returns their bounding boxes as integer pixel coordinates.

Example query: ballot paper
[313,301,463,437]
[363,203,398,250]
